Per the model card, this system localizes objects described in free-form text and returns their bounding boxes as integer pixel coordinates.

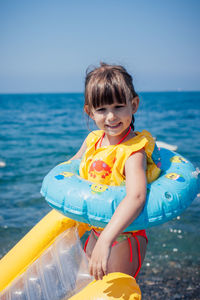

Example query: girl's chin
[104,125,127,136]
[105,128,121,135]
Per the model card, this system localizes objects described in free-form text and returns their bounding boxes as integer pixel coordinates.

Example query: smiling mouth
[106,123,122,129]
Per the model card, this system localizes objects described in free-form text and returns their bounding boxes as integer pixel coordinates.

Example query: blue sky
[0,0,200,93]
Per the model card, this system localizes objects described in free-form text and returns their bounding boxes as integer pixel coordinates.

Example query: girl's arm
[70,138,87,160]
[89,149,147,280]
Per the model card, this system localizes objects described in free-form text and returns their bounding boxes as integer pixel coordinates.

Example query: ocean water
[0,92,200,298]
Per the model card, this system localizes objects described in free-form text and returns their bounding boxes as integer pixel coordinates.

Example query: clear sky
[0,0,200,93]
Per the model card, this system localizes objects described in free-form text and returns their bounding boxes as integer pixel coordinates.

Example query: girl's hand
[89,237,111,280]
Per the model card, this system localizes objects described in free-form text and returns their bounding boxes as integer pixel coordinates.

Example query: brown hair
[84,63,138,112]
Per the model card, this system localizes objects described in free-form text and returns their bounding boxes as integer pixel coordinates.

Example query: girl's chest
[85,146,123,185]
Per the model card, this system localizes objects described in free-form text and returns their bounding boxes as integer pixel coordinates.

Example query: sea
[0,92,199,299]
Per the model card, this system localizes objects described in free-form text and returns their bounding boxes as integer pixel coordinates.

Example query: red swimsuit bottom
[84,229,148,278]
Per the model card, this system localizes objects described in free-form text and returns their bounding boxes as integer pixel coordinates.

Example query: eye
[95,107,106,112]
[115,105,125,109]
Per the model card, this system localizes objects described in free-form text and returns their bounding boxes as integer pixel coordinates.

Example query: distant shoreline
[0,90,200,96]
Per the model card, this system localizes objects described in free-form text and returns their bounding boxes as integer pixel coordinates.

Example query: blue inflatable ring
[41,148,198,231]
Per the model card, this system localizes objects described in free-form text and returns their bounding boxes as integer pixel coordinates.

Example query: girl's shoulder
[86,130,104,147]
[120,130,161,182]
[134,130,157,159]
[120,129,160,165]
[121,130,155,153]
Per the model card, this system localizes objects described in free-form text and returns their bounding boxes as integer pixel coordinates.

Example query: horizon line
[0,90,200,96]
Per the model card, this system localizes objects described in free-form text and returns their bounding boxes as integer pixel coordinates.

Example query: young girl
[71,63,161,281]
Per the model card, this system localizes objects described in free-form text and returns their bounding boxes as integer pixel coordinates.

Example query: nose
[107,110,116,121]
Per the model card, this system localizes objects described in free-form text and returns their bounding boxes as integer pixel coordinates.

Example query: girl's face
[88,97,139,138]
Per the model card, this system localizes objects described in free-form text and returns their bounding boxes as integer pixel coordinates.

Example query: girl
[71,63,161,281]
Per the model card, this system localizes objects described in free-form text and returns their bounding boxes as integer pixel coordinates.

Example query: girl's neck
[99,126,133,148]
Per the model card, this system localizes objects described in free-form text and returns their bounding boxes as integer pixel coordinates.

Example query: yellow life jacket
[79,130,161,185]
